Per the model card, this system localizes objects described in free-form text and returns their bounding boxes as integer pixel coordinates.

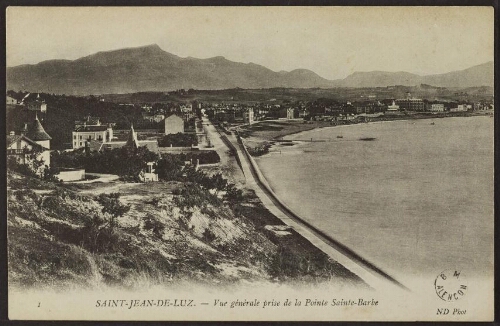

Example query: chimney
[20,123,28,136]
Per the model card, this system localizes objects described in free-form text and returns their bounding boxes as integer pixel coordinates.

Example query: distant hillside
[341,71,421,88]
[340,62,493,88]
[6,44,335,95]
[423,62,494,88]
[6,44,493,95]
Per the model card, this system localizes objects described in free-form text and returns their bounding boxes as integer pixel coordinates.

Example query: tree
[224,183,244,203]
[96,193,131,221]
[156,154,184,181]
[211,173,228,194]
[25,146,46,177]
[143,215,166,239]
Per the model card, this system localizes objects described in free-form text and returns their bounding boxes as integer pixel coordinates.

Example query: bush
[268,245,303,279]
[247,144,272,157]
[80,214,121,253]
[156,155,184,181]
[159,133,197,147]
[202,228,217,243]
[14,189,38,202]
[224,184,244,203]
[96,193,131,220]
[173,183,221,210]
[143,215,166,239]
[181,151,220,165]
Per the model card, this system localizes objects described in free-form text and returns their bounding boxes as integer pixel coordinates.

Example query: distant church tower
[125,124,139,149]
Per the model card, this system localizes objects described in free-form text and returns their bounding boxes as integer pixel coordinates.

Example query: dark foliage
[51,146,158,180]
[173,183,222,211]
[179,151,220,165]
[156,155,184,181]
[159,132,197,147]
[96,193,131,219]
[143,215,166,239]
[247,143,272,157]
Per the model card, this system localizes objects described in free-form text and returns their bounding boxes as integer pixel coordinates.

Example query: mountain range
[6,44,494,95]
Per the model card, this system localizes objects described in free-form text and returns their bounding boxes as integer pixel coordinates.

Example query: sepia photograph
[5,6,494,321]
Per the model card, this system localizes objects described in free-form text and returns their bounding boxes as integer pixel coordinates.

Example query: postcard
[6,6,494,321]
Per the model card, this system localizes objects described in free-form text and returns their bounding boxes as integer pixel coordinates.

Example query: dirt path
[72,173,120,184]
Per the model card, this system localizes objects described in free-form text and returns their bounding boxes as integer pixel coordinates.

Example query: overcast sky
[7,7,493,80]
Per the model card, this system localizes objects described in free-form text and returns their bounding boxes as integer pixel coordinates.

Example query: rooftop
[75,125,108,132]
[27,117,52,141]
[7,134,47,150]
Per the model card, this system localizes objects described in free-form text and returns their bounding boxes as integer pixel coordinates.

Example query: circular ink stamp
[434,270,467,302]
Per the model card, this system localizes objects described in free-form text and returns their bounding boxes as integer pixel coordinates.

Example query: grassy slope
[8,171,365,291]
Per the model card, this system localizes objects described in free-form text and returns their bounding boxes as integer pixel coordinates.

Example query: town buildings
[449,104,471,112]
[88,124,160,154]
[26,98,47,113]
[298,109,310,118]
[142,112,165,123]
[180,103,193,113]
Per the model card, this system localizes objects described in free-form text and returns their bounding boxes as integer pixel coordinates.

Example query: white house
[7,116,52,173]
[428,103,444,112]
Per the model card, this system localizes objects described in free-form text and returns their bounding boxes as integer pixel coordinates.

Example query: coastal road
[227,133,408,292]
[202,116,229,166]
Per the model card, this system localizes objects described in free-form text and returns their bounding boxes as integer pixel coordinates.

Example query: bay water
[255,116,494,285]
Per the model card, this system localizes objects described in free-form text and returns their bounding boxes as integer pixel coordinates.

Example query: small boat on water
[337,135,343,139]
[359,137,377,141]
[430,122,435,125]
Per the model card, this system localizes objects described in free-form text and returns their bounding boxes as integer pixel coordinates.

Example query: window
[79,135,82,140]
[80,142,82,146]
[73,135,76,140]
[74,142,76,146]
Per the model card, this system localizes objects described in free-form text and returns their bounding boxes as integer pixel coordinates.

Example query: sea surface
[255,116,494,285]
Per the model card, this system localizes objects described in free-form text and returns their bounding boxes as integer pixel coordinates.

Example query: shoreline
[242,111,493,149]
[284,114,493,141]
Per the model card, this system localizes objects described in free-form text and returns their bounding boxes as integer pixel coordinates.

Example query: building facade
[427,103,445,112]
[164,114,184,135]
[395,98,425,111]
[73,125,113,149]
